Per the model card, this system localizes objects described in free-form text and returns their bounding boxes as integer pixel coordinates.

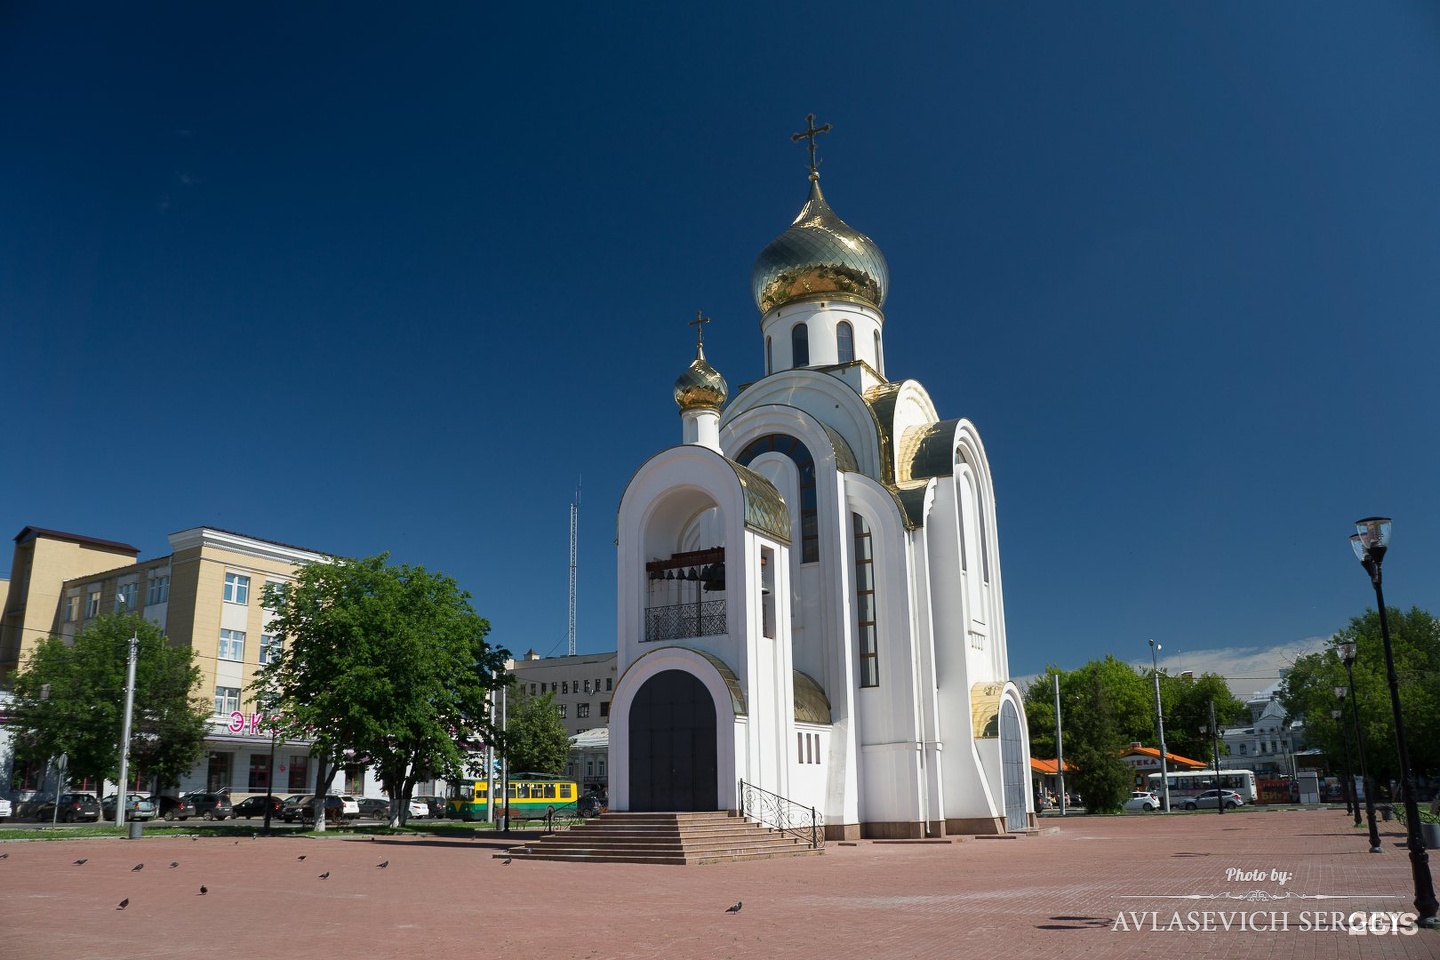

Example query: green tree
[1163,673,1246,766]
[1066,671,1133,813]
[252,554,509,828]
[1281,606,1440,792]
[503,685,570,775]
[9,614,209,797]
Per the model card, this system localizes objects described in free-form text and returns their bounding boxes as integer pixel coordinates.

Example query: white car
[0,796,11,822]
[1123,791,1161,812]
[407,798,428,818]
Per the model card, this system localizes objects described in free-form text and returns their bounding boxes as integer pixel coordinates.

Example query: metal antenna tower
[568,479,580,656]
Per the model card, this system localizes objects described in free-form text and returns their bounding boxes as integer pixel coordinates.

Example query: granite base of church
[841,816,1007,840]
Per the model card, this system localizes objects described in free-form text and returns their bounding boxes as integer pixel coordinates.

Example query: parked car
[1122,791,1160,812]
[355,796,391,820]
[283,795,358,823]
[0,796,12,822]
[412,795,447,819]
[406,798,428,819]
[577,792,608,817]
[156,795,195,821]
[232,796,285,819]
[184,792,234,820]
[101,793,157,821]
[34,793,101,822]
[1185,789,1243,811]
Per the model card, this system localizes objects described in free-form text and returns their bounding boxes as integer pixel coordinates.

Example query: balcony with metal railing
[644,599,726,642]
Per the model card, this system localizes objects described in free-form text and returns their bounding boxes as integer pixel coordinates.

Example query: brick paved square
[1,811,1435,959]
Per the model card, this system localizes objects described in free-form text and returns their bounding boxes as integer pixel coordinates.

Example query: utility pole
[568,480,580,656]
[115,597,139,828]
[1054,672,1066,815]
[1150,639,1171,813]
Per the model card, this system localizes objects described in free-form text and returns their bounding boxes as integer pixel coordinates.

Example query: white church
[609,120,1032,839]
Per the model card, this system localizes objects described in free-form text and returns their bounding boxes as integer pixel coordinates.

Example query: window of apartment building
[562,681,569,694]
[214,686,241,716]
[223,573,250,604]
[530,683,537,695]
[84,587,101,619]
[577,703,590,719]
[218,629,246,662]
[599,759,606,778]
[260,633,283,666]
[146,574,170,605]
[115,582,138,613]
[600,701,610,718]
[344,763,364,794]
[248,753,271,792]
[583,679,592,694]
[288,755,309,792]
[64,595,80,623]
[557,703,567,719]
[606,678,612,692]
[262,580,285,606]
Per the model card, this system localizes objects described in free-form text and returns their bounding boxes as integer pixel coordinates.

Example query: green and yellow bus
[447,775,579,822]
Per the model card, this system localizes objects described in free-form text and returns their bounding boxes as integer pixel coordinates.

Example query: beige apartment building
[0,525,340,799]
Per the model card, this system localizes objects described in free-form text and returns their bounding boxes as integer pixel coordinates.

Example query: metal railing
[644,599,726,642]
[738,780,824,848]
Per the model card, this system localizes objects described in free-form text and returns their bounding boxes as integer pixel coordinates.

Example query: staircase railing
[737,780,825,848]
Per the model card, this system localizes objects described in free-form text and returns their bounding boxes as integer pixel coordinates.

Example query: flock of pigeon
[0,845,400,911]
[3,844,746,915]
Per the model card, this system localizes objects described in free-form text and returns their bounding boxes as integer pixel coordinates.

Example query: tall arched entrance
[1000,698,1028,831]
[628,669,718,812]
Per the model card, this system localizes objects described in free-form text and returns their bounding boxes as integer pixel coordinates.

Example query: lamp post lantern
[1149,640,1170,813]
[1333,687,1357,823]
[1349,517,1437,926]
[1338,643,1382,852]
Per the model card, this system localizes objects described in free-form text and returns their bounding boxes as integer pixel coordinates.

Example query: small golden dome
[674,343,728,412]
[752,177,889,315]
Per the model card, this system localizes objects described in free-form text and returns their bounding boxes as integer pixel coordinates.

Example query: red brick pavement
[1,810,1436,959]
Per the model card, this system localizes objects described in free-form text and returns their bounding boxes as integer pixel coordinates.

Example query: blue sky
[4,4,1438,688]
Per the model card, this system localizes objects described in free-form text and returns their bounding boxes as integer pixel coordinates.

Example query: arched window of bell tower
[765,336,773,375]
[792,323,810,367]
[837,321,854,363]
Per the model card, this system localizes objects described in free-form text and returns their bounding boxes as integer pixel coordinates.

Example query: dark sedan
[233,795,284,819]
[184,792,234,820]
[355,796,391,820]
[156,796,195,821]
[33,793,101,822]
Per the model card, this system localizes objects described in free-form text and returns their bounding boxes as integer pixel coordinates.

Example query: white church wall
[790,722,830,812]
[759,299,885,372]
[954,423,1010,682]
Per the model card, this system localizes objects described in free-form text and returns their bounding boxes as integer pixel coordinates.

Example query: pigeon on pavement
[199,885,208,895]
[318,871,330,880]
[131,863,144,872]
[726,901,743,914]
[73,859,88,865]
[116,898,129,910]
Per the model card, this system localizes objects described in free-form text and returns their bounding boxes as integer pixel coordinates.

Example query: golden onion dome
[751,176,889,315]
[674,343,728,412]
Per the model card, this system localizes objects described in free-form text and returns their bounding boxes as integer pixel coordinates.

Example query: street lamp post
[1203,700,1223,816]
[1338,645,1382,853]
[1333,688,1357,822]
[114,596,139,829]
[1149,640,1171,813]
[1349,517,1438,926]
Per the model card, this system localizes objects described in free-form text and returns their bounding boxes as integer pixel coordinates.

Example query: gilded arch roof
[971,682,1006,739]
[898,418,962,484]
[725,460,792,544]
[793,670,832,725]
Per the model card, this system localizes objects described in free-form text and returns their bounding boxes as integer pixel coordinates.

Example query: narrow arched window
[765,336,773,375]
[792,323,809,367]
[837,321,854,362]
[852,512,879,687]
[873,331,882,370]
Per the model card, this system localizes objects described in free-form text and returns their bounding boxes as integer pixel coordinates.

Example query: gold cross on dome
[791,113,832,178]
[689,310,710,347]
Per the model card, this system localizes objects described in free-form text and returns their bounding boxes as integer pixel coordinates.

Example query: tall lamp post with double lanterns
[1348,517,1438,927]
[1148,639,1171,813]
[1337,645,1382,853]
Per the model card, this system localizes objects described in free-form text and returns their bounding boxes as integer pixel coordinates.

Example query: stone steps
[496,811,823,865]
